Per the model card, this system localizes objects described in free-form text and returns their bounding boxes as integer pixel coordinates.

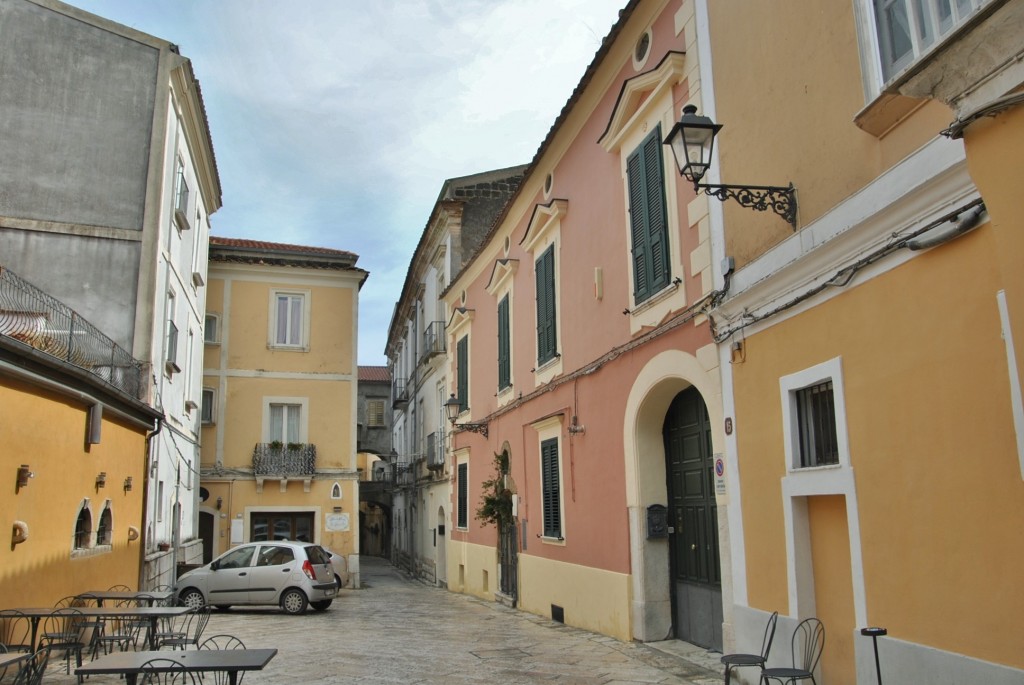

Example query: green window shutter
[535,246,557,364]
[457,335,468,413]
[497,294,511,390]
[541,438,561,538]
[457,463,468,528]
[627,126,671,305]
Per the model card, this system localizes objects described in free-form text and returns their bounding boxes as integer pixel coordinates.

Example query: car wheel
[214,605,232,611]
[180,588,205,610]
[310,599,332,611]
[280,588,308,615]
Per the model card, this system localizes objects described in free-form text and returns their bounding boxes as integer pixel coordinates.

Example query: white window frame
[201,387,216,425]
[532,415,566,544]
[780,357,850,473]
[268,289,311,351]
[854,0,990,97]
[262,396,309,444]
[204,313,220,344]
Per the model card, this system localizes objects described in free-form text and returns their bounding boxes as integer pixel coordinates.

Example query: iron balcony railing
[426,431,445,470]
[0,265,147,400]
[252,443,317,476]
[419,321,446,364]
[392,377,410,406]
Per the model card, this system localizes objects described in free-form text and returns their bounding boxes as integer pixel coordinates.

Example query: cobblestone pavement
[46,556,724,684]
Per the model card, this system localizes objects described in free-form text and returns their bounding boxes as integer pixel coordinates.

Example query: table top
[76,649,278,676]
[4,606,191,619]
[0,652,32,669]
[77,590,174,602]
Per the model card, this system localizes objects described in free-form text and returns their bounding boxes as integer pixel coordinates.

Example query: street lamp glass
[663,105,722,184]
[444,393,461,423]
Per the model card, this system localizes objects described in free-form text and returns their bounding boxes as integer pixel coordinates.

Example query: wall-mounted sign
[325,513,350,532]
[714,454,727,496]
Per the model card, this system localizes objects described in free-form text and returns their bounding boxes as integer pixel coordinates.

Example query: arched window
[75,504,92,549]
[330,482,342,499]
[97,503,113,546]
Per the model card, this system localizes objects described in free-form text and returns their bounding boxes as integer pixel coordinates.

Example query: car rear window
[305,545,330,565]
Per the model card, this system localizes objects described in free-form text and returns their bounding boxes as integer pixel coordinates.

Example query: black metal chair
[0,611,32,654]
[197,635,246,685]
[40,609,86,682]
[760,617,825,685]
[138,658,198,685]
[159,606,211,650]
[721,610,778,684]
[92,600,135,659]
[10,647,50,685]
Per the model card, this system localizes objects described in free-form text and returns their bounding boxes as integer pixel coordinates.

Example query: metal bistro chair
[158,605,211,651]
[198,635,246,685]
[138,658,198,685]
[10,647,50,685]
[91,599,135,659]
[760,617,825,685]
[721,610,778,684]
[0,611,32,654]
[40,609,86,682]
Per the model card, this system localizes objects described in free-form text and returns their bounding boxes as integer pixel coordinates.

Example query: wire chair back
[138,658,198,685]
[10,646,50,685]
[0,610,32,653]
[792,617,825,674]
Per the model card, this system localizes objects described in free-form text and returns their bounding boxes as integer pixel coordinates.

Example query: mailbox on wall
[646,504,669,539]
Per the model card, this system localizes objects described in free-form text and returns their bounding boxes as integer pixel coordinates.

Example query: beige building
[199,237,367,590]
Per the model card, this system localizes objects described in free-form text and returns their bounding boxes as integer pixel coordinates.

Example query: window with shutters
[497,294,511,391]
[627,126,671,305]
[457,462,468,529]
[535,246,557,366]
[367,399,386,427]
[540,437,562,539]
[456,335,469,414]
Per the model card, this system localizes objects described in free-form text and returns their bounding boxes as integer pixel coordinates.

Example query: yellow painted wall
[447,539,497,600]
[219,376,352,469]
[518,554,632,642]
[0,378,148,607]
[807,496,855,685]
[734,224,1024,668]
[224,279,354,374]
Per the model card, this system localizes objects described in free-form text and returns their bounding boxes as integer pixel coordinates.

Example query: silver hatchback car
[177,541,336,614]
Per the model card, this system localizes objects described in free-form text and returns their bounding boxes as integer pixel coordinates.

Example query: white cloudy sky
[69,1,626,365]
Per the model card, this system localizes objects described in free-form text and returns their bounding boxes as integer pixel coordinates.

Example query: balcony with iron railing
[392,377,410,407]
[419,321,446,365]
[0,265,147,400]
[252,442,317,477]
[426,431,446,471]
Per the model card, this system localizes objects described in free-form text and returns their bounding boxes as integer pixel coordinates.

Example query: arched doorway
[664,386,722,649]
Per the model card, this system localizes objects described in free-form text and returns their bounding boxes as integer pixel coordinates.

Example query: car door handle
[282,568,291,572]
[238,572,247,576]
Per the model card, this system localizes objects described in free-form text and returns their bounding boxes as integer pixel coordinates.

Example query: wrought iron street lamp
[444,393,488,437]
[663,105,797,228]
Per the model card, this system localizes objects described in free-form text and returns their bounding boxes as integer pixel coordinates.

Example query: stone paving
[45,556,724,684]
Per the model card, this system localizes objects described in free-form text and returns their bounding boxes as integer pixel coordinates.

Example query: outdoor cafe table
[76,590,174,607]
[0,651,33,675]
[6,605,192,651]
[76,648,278,685]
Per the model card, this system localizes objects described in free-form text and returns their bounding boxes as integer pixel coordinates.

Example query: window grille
[796,380,839,467]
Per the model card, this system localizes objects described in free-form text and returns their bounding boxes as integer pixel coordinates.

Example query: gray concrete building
[0,0,222,586]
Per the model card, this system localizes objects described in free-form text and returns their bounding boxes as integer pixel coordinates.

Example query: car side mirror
[210,560,220,571]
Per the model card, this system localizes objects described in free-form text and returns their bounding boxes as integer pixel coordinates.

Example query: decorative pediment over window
[598,51,687,153]
[447,306,475,337]
[485,259,520,295]
[520,199,569,253]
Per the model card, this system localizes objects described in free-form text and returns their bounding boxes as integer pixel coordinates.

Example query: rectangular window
[273,292,305,347]
[456,335,469,413]
[201,387,215,424]
[497,294,511,390]
[457,462,468,529]
[269,403,302,444]
[873,0,980,81]
[204,314,219,344]
[541,437,562,538]
[173,158,190,230]
[535,246,557,365]
[251,512,313,542]
[367,399,386,427]
[796,381,839,468]
[166,321,179,366]
[627,126,671,305]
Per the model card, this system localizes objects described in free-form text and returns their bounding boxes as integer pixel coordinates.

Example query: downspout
[141,416,164,590]
[907,204,986,250]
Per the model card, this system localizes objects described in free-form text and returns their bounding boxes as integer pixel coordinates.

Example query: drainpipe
[907,204,986,251]
[141,416,164,590]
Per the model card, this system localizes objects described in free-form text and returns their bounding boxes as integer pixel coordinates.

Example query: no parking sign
[714,453,727,497]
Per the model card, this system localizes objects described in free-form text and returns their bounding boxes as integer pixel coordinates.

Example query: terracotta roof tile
[358,366,390,382]
[210,236,357,259]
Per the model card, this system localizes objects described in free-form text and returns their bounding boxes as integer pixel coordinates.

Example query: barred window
[796,381,839,468]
